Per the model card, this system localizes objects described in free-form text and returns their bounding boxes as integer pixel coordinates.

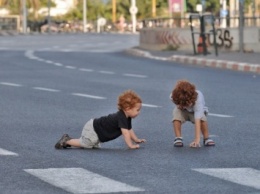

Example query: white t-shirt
[186,90,208,119]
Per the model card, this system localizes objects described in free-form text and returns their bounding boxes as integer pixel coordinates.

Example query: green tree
[186,0,251,14]
[186,0,212,13]
[0,0,56,20]
[104,0,168,21]
[65,0,105,21]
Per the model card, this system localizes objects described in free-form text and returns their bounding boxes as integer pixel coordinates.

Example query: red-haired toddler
[170,80,215,148]
[55,90,146,149]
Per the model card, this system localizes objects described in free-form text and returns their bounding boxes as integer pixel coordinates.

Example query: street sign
[196,4,202,12]
[98,18,106,26]
[129,6,138,14]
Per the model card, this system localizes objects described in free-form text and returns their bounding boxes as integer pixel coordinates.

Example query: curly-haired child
[170,80,215,148]
[55,90,146,149]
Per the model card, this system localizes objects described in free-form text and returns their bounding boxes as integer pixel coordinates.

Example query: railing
[1,15,259,34]
[0,15,20,31]
[141,16,260,28]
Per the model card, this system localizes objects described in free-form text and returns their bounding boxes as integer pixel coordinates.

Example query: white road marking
[123,73,147,78]
[208,113,234,118]
[61,49,73,52]
[0,82,22,87]
[24,50,35,59]
[25,50,33,55]
[142,103,161,108]
[65,66,76,69]
[45,60,53,64]
[33,87,60,92]
[193,168,260,190]
[99,70,115,74]
[24,51,149,80]
[79,68,94,72]
[54,62,63,67]
[0,148,18,156]
[72,93,106,100]
[24,168,144,193]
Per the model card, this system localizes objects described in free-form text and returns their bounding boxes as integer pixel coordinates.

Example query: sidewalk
[125,47,260,74]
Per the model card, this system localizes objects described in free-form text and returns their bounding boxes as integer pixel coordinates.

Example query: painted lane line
[36,58,45,62]
[24,50,35,59]
[142,103,161,108]
[0,82,22,87]
[208,113,234,118]
[24,168,144,194]
[65,66,76,69]
[99,70,115,74]
[193,168,260,190]
[33,87,60,92]
[45,60,54,64]
[54,62,63,67]
[123,73,148,78]
[61,49,73,52]
[79,68,94,72]
[72,93,106,100]
[0,148,18,156]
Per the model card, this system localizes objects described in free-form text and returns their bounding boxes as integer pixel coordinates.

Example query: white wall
[139,27,260,52]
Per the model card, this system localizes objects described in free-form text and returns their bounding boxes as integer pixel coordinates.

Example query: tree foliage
[0,0,55,20]
[0,0,255,22]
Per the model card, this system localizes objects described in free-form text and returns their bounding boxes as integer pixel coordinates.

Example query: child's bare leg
[200,121,209,139]
[200,121,215,146]
[66,139,82,148]
[173,120,182,137]
[173,120,183,147]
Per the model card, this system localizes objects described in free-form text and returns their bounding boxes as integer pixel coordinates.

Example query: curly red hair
[171,80,197,107]
[117,90,142,110]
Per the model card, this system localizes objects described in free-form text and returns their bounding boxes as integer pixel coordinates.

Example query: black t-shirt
[93,110,132,142]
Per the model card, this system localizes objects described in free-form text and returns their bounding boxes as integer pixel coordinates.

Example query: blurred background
[0,0,259,34]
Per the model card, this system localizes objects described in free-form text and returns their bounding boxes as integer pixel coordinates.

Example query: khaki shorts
[79,119,101,148]
[172,107,207,123]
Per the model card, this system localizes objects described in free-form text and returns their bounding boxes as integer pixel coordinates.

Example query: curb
[125,48,260,75]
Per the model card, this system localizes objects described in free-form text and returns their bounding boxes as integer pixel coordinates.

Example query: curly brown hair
[171,80,198,107]
[117,90,142,110]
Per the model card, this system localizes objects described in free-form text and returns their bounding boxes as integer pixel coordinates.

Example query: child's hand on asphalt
[130,144,140,149]
[136,139,146,143]
[189,141,201,148]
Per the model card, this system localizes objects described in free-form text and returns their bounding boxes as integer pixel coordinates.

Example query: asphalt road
[0,33,260,194]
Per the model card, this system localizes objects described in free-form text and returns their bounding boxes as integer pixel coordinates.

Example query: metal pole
[22,0,27,34]
[83,0,87,33]
[47,0,51,33]
[152,0,156,18]
[252,0,256,26]
[112,0,116,23]
[239,0,244,52]
[222,0,227,28]
[131,0,137,33]
[189,15,197,55]
[201,0,205,13]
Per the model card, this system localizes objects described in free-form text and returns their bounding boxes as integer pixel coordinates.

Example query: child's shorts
[172,107,207,123]
[79,119,101,148]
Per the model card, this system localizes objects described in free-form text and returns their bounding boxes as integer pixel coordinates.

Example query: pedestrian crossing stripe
[24,168,145,193]
[0,148,18,156]
[193,168,260,190]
